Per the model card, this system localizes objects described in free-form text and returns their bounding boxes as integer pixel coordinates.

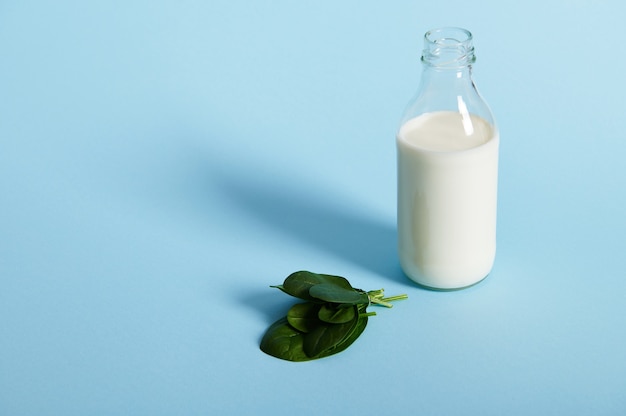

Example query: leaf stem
[381,294,409,303]
[367,289,408,308]
[369,298,393,308]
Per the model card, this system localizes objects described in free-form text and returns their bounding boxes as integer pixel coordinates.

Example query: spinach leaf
[318,303,356,324]
[303,308,359,358]
[316,314,368,359]
[280,271,354,301]
[309,283,369,305]
[260,317,309,362]
[261,271,407,362]
[287,302,321,333]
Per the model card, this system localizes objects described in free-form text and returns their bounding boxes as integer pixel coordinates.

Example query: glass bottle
[397,27,499,290]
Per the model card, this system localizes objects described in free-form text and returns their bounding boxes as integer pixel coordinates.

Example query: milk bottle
[397,28,499,290]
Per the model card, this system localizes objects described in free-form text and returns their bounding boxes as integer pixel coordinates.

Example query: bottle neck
[418,27,478,97]
[421,27,476,69]
[420,65,474,85]
[400,27,494,126]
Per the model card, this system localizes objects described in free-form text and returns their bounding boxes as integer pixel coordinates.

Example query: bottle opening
[422,27,476,68]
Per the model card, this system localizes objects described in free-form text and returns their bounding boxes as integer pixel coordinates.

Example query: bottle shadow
[214,168,410,287]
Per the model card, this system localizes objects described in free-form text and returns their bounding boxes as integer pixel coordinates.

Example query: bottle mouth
[421,27,476,68]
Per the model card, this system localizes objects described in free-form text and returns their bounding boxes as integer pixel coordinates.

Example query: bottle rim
[421,27,476,68]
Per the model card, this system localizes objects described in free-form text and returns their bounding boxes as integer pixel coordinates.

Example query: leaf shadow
[237,288,293,324]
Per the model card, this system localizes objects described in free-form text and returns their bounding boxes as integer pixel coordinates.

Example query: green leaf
[318,303,356,324]
[309,283,369,305]
[259,317,310,362]
[317,314,368,359]
[281,271,354,301]
[261,271,407,361]
[303,306,359,358]
[287,303,321,333]
[269,284,289,295]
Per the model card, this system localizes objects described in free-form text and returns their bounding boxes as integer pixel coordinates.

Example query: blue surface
[2,1,625,415]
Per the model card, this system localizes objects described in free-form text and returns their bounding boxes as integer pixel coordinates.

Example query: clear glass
[400,27,494,126]
[397,27,499,290]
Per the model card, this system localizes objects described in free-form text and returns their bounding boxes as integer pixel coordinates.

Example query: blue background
[2,1,625,415]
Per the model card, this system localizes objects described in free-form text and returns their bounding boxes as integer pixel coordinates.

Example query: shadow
[237,288,294,325]
[213,165,410,286]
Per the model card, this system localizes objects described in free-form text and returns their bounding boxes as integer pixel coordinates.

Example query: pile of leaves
[260,271,407,361]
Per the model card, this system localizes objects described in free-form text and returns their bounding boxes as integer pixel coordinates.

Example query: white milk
[397,111,499,289]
